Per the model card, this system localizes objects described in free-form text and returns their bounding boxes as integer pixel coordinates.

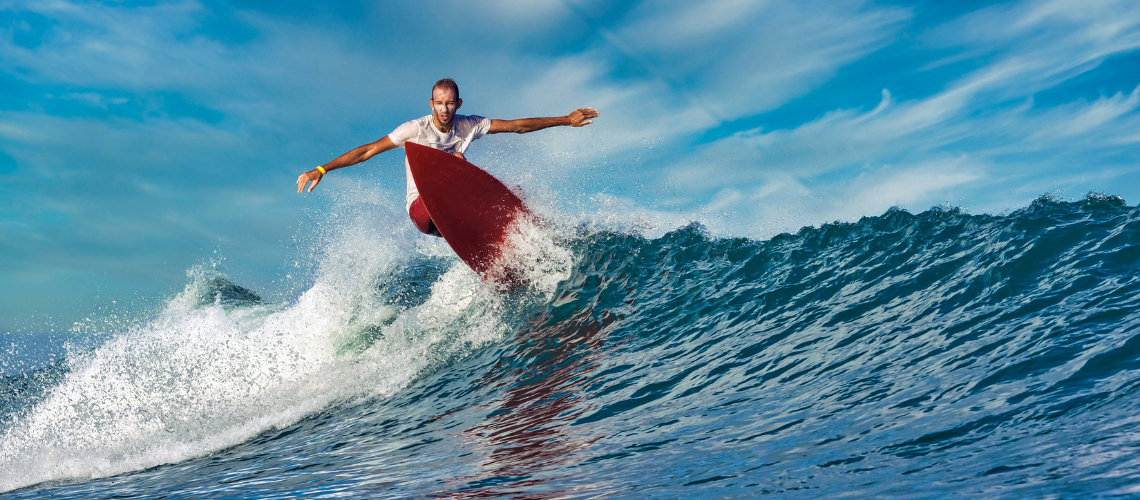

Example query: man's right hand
[296,137,397,193]
[297,169,323,193]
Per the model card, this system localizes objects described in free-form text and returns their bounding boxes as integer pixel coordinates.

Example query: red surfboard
[404,141,531,286]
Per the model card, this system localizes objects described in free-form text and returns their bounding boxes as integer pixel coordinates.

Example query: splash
[485,213,576,297]
[0,195,573,491]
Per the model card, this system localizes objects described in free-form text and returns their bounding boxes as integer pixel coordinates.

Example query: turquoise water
[3,194,1140,498]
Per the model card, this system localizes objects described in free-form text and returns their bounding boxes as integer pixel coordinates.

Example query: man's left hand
[566,107,599,127]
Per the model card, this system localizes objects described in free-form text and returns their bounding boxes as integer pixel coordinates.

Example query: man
[296,78,599,236]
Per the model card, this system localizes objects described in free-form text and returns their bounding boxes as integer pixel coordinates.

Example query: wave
[3,194,1140,497]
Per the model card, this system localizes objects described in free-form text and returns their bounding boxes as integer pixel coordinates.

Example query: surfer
[296,78,598,236]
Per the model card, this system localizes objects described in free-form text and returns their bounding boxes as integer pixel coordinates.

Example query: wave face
[3,194,1140,498]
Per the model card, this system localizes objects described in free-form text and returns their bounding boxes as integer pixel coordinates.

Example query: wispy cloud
[637,0,1140,235]
[611,0,910,120]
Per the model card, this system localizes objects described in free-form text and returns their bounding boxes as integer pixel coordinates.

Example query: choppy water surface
[3,194,1140,498]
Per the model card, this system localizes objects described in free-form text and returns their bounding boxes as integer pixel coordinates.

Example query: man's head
[429,78,462,131]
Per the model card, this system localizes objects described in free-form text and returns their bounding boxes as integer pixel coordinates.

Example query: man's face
[430,87,462,130]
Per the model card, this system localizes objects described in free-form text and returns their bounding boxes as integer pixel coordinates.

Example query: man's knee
[408,197,442,237]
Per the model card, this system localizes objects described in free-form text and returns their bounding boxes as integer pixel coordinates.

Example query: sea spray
[488,213,576,297]
[0,197,577,493]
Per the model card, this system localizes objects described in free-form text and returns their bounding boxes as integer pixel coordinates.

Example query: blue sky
[2,0,1139,332]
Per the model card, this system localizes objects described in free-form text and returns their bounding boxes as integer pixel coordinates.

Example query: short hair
[432,78,459,99]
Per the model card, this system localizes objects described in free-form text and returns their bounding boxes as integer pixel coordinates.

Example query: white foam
[492,213,575,297]
[0,189,569,492]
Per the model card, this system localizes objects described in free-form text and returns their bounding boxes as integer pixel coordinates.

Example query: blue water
[3,194,1140,498]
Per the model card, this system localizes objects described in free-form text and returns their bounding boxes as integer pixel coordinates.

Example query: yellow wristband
[316,166,327,175]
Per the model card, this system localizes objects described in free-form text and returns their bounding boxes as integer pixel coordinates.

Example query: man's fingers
[572,108,599,126]
[297,172,321,194]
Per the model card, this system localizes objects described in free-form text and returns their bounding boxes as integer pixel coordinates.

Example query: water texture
[3,194,1140,498]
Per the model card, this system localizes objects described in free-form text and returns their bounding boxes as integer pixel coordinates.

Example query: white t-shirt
[387,114,492,210]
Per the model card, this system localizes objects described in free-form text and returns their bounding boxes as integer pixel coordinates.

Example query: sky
[2,0,1139,332]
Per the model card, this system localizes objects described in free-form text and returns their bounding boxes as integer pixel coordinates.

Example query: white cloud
[1027,86,1140,140]
[0,0,227,90]
[642,0,1140,236]
[612,0,911,120]
[845,159,982,213]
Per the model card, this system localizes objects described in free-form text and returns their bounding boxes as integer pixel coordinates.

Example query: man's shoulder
[455,114,490,132]
[393,115,432,132]
[389,115,432,144]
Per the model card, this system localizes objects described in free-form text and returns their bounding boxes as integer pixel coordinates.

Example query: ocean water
[3,194,1140,498]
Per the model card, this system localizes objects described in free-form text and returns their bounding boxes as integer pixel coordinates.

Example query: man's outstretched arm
[296,136,399,193]
[488,107,599,135]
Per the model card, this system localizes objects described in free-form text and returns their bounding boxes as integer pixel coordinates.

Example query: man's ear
[456,97,463,110]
